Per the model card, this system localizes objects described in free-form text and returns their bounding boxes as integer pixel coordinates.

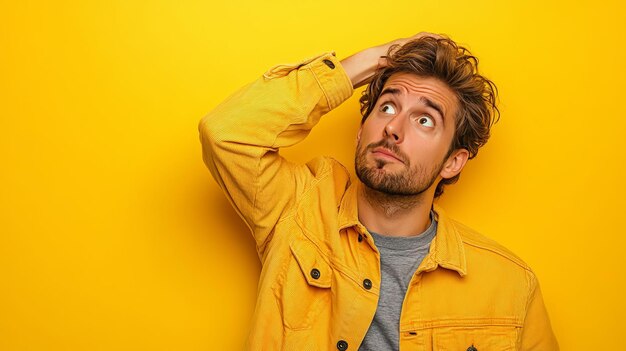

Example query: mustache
[366,139,407,164]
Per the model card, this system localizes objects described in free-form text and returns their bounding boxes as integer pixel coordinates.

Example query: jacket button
[336,340,348,350]
[358,234,363,242]
[467,346,477,351]
[310,268,321,280]
[323,59,335,69]
[363,278,372,290]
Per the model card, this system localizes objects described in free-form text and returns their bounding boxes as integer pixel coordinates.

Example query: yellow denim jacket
[198,51,559,351]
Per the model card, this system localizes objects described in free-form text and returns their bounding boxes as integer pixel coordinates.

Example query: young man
[198,32,558,350]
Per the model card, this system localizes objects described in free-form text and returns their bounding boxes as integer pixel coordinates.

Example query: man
[198,32,558,350]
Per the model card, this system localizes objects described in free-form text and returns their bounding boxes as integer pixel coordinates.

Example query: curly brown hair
[359,35,500,198]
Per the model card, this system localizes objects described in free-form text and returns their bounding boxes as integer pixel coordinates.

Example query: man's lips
[372,147,403,163]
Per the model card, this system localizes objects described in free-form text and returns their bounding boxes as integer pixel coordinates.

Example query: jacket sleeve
[198,51,353,257]
[520,273,560,350]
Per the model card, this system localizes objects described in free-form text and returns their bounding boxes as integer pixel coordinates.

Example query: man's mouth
[372,147,403,163]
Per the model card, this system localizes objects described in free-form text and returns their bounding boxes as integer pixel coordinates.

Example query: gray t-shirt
[358,210,438,351]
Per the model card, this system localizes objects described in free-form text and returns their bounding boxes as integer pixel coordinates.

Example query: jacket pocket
[432,325,519,351]
[273,237,333,331]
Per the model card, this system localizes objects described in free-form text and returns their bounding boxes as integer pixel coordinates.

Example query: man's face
[355,72,466,197]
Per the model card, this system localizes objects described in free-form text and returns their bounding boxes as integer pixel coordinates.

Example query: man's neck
[356,181,434,237]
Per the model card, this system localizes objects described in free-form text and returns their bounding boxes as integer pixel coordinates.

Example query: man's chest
[262,221,524,350]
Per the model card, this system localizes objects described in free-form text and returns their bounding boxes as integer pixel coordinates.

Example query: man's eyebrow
[380,87,402,99]
[379,87,447,124]
[418,96,446,122]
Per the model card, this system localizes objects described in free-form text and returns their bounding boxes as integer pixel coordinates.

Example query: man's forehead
[384,73,455,98]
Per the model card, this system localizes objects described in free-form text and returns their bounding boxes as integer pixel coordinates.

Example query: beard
[355,138,445,196]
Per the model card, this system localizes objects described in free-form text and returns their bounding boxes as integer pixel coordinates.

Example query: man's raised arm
[198,51,353,258]
[198,34,432,258]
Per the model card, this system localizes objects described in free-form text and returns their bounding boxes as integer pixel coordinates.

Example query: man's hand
[340,32,443,89]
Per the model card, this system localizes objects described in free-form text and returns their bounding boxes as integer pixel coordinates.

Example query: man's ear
[439,148,469,180]
[356,126,362,145]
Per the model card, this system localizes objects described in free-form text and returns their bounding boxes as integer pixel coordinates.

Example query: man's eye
[417,115,434,127]
[380,103,396,114]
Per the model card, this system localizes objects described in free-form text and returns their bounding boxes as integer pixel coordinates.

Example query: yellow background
[2,0,624,349]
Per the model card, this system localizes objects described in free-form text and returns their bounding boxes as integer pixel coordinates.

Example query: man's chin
[364,158,402,172]
[362,183,412,197]
[358,174,397,193]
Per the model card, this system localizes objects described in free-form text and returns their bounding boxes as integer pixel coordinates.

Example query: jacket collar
[338,181,467,277]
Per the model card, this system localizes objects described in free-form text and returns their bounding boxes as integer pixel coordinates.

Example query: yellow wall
[2,1,624,349]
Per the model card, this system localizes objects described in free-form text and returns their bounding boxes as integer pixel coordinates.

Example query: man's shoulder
[290,155,353,210]
[303,155,351,190]
[304,155,350,180]
[448,216,533,274]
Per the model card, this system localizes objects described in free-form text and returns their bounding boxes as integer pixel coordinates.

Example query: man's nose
[383,114,404,143]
